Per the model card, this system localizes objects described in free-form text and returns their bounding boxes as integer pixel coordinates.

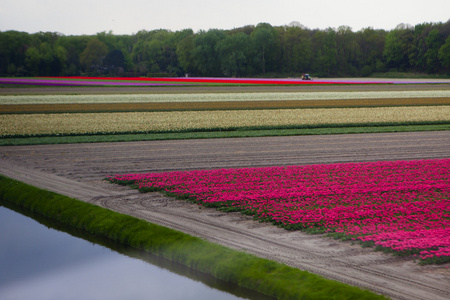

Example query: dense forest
[1,21,449,78]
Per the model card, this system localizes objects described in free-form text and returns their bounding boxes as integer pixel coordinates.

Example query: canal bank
[0,174,383,300]
[1,204,271,300]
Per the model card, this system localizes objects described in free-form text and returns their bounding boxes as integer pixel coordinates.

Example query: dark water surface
[0,205,273,300]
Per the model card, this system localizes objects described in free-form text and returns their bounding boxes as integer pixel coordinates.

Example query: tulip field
[1,77,449,300]
[107,158,450,265]
[0,76,418,86]
[1,106,449,137]
[2,76,450,86]
[2,77,450,265]
[3,90,450,104]
[1,76,450,138]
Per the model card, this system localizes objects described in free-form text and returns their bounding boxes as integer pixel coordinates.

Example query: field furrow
[1,97,449,114]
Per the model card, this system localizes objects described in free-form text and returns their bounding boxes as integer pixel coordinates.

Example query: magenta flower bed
[106,159,450,264]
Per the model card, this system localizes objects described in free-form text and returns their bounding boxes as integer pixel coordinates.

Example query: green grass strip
[0,175,385,300]
[1,124,449,146]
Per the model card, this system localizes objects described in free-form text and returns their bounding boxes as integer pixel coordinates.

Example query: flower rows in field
[1,106,449,137]
[52,76,450,84]
[1,90,450,105]
[2,76,450,87]
[3,98,450,115]
[106,159,450,264]
[0,77,185,87]
[0,76,388,86]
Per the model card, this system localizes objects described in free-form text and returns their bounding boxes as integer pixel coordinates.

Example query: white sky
[1,0,449,35]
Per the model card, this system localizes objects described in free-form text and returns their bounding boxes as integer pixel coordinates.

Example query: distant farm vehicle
[302,74,312,80]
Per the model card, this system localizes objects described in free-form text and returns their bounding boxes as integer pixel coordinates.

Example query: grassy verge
[0,175,385,300]
[1,123,449,146]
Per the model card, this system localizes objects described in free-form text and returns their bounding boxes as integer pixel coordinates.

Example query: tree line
[1,21,449,78]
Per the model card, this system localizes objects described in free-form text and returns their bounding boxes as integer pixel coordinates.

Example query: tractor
[302,73,312,80]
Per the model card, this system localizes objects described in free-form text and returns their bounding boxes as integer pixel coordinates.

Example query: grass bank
[1,123,449,146]
[0,175,385,300]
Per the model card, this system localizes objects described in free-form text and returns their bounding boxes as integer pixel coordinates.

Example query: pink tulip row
[106,159,450,263]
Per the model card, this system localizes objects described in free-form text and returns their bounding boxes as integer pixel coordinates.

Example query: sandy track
[0,132,449,300]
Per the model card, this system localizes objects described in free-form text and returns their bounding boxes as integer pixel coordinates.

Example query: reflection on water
[0,204,274,300]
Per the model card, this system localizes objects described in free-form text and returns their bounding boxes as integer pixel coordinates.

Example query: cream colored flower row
[1,106,449,137]
[1,90,450,104]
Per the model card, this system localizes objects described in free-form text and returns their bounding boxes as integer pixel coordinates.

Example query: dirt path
[1,132,449,300]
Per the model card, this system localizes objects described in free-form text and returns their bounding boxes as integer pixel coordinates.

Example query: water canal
[0,204,273,300]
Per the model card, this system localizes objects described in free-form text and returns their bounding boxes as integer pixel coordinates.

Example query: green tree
[356,27,387,75]
[383,28,413,70]
[131,36,162,74]
[313,29,337,76]
[32,31,60,47]
[438,36,450,69]
[131,31,150,74]
[146,29,176,74]
[251,23,279,75]
[56,35,90,75]
[80,39,108,72]
[192,29,226,76]
[336,26,359,76]
[130,29,181,75]
[176,32,195,75]
[52,45,67,75]
[0,31,31,76]
[24,41,66,76]
[280,25,313,75]
[114,35,134,72]
[25,46,40,75]
[425,28,442,72]
[228,25,255,36]
[146,39,164,73]
[409,23,433,71]
[2,21,449,78]
[38,42,54,74]
[97,31,117,51]
[103,49,125,75]
[216,33,251,76]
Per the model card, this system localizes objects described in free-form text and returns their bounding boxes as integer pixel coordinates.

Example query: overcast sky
[1,0,449,35]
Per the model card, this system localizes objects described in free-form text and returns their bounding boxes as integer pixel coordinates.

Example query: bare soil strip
[1,82,450,95]
[1,132,449,300]
[2,97,450,114]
